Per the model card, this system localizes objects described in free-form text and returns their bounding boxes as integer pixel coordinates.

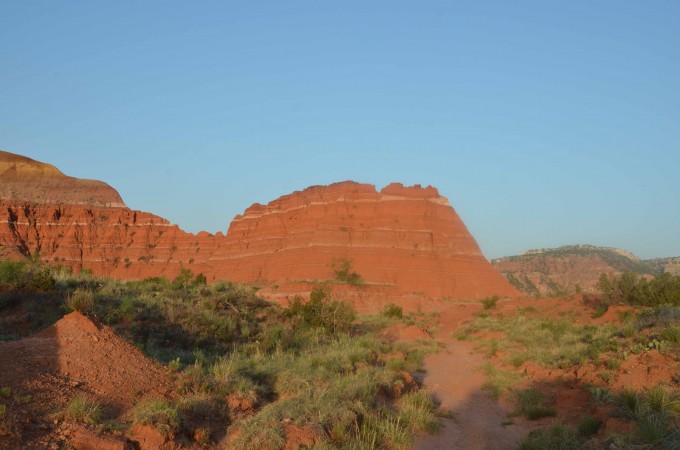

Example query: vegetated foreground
[424,270,680,450]
[0,260,442,449]
[3,259,680,450]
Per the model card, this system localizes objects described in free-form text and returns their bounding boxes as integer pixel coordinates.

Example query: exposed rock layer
[0,150,518,300]
[0,150,125,207]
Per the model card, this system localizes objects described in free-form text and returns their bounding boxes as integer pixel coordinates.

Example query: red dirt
[413,336,539,449]
[408,296,680,449]
[0,311,174,449]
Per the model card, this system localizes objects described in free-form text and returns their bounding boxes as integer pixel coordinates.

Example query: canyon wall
[0,150,518,300]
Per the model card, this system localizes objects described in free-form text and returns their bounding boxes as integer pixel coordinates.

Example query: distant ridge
[492,244,679,296]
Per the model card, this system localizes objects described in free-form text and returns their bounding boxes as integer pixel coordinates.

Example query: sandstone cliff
[0,150,518,301]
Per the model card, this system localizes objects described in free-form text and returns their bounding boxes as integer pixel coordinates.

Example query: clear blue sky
[1,1,678,259]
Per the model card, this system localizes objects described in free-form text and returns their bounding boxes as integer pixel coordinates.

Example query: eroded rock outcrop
[0,150,518,300]
[211,181,517,299]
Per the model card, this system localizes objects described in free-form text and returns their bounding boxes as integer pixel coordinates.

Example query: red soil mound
[0,312,173,448]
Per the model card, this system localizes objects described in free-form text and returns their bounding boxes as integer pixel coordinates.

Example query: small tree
[172,268,194,290]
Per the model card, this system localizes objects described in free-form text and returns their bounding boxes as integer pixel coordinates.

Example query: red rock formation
[211,181,517,299]
[0,150,518,300]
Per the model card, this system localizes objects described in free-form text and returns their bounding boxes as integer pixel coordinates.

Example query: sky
[1,1,678,259]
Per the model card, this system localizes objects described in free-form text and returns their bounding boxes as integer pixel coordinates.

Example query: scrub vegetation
[0,259,440,448]
[459,277,680,449]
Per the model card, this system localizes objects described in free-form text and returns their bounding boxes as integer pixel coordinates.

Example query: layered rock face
[212,181,517,298]
[0,150,518,300]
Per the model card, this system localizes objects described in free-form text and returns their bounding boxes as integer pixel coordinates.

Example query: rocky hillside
[491,244,678,296]
[646,256,680,276]
[0,150,517,303]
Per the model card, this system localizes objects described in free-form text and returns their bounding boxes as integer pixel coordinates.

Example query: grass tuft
[65,395,102,424]
[132,399,180,436]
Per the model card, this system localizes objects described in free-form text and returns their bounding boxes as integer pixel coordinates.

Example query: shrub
[482,295,499,310]
[0,387,11,398]
[0,261,25,286]
[132,399,180,436]
[332,258,364,285]
[646,386,680,416]
[66,289,95,313]
[0,260,55,290]
[286,287,355,335]
[383,303,403,319]
[65,395,102,424]
[171,268,194,290]
[598,272,680,306]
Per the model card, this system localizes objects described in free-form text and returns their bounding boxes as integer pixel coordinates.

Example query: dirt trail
[414,304,535,450]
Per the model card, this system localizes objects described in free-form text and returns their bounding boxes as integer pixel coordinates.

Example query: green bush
[482,295,499,310]
[171,268,194,290]
[0,260,55,290]
[286,287,355,335]
[383,303,403,319]
[0,261,26,287]
[598,272,680,306]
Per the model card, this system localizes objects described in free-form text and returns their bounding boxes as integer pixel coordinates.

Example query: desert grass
[64,395,102,425]
[514,388,556,420]
[132,399,180,436]
[481,362,523,399]
[463,313,618,369]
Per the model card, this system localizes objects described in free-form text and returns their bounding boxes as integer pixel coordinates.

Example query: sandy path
[414,305,534,450]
